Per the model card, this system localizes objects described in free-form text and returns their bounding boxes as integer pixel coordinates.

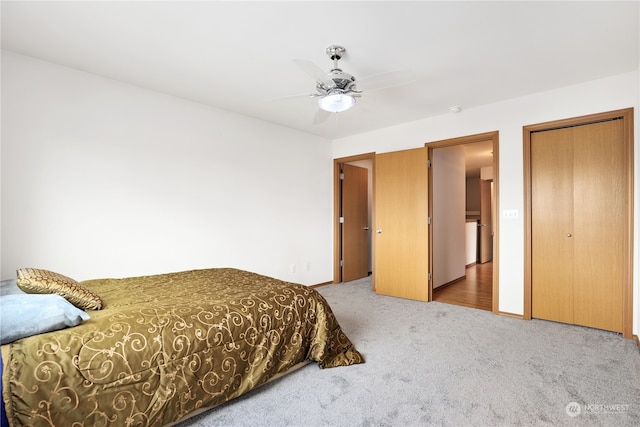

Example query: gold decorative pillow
[16,268,103,310]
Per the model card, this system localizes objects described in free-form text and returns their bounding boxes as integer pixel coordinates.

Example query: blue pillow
[0,293,90,344]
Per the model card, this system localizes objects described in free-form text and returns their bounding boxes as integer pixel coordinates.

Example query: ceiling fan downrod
[326,45,346,70]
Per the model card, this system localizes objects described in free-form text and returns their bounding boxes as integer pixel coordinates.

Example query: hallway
[433,262,493,311]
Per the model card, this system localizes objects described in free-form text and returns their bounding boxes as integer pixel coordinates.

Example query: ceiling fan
[293,45,415,124]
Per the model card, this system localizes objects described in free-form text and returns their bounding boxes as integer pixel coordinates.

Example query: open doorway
[427,132,499,313]
[333,153,374,284]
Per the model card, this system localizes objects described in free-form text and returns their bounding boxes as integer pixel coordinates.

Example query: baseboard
[433,275,466,290]
[498,311,524,319]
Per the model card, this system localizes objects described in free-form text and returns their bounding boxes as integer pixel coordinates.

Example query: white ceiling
[1,1,638,141]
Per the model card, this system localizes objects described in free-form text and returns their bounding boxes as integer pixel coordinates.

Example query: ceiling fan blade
[357,70,416,92]
[293,59,336,90]
[269,92,317,102]
[313,108,331,125]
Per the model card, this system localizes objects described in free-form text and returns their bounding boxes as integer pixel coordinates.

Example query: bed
[0,267,364,426]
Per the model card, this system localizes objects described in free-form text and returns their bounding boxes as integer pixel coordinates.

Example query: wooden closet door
[531,127,574,324]
[572,119,625,332]
[531,119,626,333]
[373,147,428,301]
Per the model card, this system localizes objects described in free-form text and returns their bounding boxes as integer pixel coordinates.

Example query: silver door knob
[566,233,572,237]
[376,229,383,234]
[363,226,370,230]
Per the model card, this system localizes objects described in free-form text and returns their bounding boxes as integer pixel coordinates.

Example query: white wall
[432,145,466,288]
[1,51,333,285]
[333,71,639,334]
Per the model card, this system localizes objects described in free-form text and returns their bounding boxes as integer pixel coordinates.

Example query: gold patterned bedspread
[1,268,363,426]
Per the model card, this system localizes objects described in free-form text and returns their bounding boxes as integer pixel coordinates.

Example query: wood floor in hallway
[433,262,493,311]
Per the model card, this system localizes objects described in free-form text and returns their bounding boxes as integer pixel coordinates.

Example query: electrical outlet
[306,262,311,271]
[290,264,296,273]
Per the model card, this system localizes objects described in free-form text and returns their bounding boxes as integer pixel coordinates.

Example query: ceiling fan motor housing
[317,69,357,94]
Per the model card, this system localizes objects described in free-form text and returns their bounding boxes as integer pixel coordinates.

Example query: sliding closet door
[373,147,428,301]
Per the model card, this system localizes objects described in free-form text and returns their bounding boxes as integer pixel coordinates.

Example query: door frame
[523,108,634,338]
[333,153,376,284]
[426,131,500,313]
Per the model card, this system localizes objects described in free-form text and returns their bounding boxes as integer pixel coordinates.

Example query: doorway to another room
[333,133,499,315]
[333,153,374,284]
[428,132,499,313]
[432,262,493,311]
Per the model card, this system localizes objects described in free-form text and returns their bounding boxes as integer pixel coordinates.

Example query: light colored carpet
[177,276,640,426]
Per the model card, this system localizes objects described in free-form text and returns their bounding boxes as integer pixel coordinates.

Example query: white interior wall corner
[0,51,333,285]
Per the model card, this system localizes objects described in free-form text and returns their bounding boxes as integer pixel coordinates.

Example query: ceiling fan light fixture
[318,93,355,113]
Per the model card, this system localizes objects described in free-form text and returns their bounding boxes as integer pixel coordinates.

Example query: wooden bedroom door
[530,117,627,333]
[342,163,370,282]
[373,147,428,301]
